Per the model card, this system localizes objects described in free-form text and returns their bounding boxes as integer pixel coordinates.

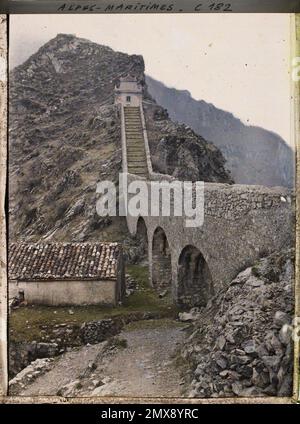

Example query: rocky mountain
[9,34,232,243]
[146,76,294,188]
[181,248,294,397]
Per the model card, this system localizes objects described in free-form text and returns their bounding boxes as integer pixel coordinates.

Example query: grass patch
[107,336,128,350]
[251,264,260,277]
[10,264,178,343]
[124,264,174,312]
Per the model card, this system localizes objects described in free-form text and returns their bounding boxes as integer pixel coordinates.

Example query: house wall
[115,92,142,107]
[9,279,118,306]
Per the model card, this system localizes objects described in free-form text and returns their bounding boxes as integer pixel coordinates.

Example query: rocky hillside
[181,249,294,398]
[146,76,294,188]
[9,34,232,243]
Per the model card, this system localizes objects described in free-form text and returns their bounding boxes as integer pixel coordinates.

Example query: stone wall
[9,341,59,378]
[9,279,118,306]
[125,174,295,307]
[177,245,214,308]
[80,319,121,345]
[152,227,172,292]
[9,319,121,378]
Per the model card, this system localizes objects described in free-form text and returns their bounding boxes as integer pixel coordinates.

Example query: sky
[9,14,293,143]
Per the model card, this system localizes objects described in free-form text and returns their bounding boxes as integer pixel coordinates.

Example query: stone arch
[152,226,172,292]
[135,216,148,261]
[177,245,213,308]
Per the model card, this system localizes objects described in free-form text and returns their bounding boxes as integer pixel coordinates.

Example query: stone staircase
[124,106,149,177]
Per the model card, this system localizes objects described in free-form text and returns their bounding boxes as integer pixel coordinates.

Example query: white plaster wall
[9,279,117,306]
[116,92,142,107]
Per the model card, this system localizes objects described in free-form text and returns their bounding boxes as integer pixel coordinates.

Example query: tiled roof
[9,242,121,281]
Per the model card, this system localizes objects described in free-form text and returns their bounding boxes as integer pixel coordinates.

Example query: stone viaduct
[115,76,294,308]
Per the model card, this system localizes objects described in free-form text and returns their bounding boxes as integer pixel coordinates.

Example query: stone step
[127,146,145,150]
[128,167,148,172]
[127,155,146,159]
[128,160,146,164]
[127,154,146,158]
[124,106,148,177]
[127,154,145,158]
[127,153,145,157]
[126,141,145,145]
[127,146,145,151]
[126,133,144,137]
[126,141,144,145]
[127,162,147,167]
[127,156,147,161]
[127,142,144,145]
[128,161,147,166]
[127,147,145,151]
[128,168,148,177]
[127,148,145,152]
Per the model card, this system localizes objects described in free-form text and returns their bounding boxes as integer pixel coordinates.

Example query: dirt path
[16,320,187,398]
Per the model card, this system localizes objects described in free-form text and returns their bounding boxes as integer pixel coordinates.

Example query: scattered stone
[57,379,81,397]
[178,308,201,322]
[180,249,294,398]
[278,324,292,345]
[242,340,257,355]
[274,311,290,328]
[159,290,168,298]
[9,358,54,395]
[216,335,226,350]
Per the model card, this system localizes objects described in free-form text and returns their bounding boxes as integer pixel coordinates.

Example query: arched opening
[152,227,172,292]
[177,245,213,308]
[135,217,148,263]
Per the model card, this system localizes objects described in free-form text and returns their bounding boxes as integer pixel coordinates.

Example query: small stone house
[114,75,142,107]
[9,242,125,306]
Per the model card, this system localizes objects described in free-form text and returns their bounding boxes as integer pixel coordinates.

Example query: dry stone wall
[125,173,294,306]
